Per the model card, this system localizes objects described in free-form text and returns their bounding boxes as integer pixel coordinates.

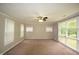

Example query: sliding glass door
[58,22,67,44]
[66,19,77,49]
[58,18,77,50]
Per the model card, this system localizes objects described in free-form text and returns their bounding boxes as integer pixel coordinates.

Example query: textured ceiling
[0,3,79,23]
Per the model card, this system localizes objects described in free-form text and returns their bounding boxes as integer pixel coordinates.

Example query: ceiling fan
[35,16,48,22]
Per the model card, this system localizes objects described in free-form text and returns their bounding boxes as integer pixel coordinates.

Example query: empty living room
[0,2,79,56]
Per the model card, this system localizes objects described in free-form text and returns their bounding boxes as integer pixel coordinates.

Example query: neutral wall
[0,13,24,54]
[0,14,5,53]
[53,23,58,41]
[25,22,53,39]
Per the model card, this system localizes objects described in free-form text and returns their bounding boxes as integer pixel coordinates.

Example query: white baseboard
[0,39,24,55]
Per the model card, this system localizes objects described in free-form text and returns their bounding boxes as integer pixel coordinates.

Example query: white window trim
[20,24,24,38]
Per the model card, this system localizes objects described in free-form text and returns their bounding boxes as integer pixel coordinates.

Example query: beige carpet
[4,39,79,55]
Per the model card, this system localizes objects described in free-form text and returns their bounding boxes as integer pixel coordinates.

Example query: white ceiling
[0,3,79,23]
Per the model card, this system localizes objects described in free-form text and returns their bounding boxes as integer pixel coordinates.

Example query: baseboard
[25,39,53,40]
[0,39,24,55]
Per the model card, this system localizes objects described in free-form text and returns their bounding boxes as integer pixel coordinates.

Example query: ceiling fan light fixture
[35,16,48,22]
[39,20,43,22]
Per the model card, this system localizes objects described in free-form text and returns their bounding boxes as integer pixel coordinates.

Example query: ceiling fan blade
[43,17,48,21]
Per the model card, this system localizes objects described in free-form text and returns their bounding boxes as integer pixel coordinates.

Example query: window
[58,22,66,43]
[58,18,77,50]
[46,27,53,32]
[67,20,77,39]
[20,24,24,38]
[66,19,77,49]
[59,22,66,37]
[26,27,33,32]
[4,19,14,46]
[58,19,77,49]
